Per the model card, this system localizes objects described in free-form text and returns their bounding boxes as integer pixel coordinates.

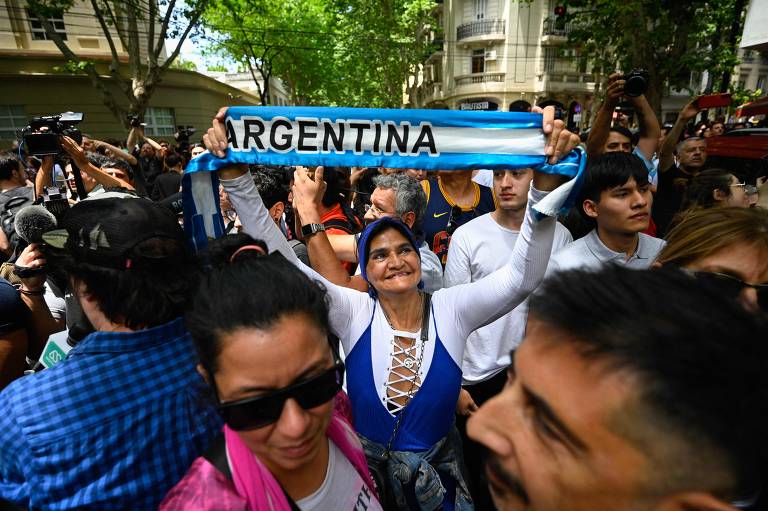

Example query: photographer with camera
[127,117,167,196]
[586,71,660,185]
[34,136,134,203]
[0,153,35,261]
[83,135,138,167]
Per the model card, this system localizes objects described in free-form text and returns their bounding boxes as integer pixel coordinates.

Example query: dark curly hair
[186,233,330,375]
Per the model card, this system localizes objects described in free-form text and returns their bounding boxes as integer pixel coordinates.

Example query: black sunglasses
[217,359,345,431]
[691,271,768,311]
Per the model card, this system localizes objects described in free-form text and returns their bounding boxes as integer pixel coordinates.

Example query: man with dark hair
[151,153,183,201]
[0,197,221,510]
[548,152,664,272]
[249,168,310,265]
[445,167,572,508]
[654,99,708,236]
[586,73,661,187]
[0,152,31,201]
[468,265,768,511]
[0,152,34,258]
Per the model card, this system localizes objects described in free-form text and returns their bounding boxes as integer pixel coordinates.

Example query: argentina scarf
[183,106,586,251]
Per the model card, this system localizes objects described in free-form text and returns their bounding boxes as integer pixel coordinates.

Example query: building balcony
[456,19,505,42]
[541,17,572,44]
[455,72,505,86]
[424,38,444,62]
[427,82,443,103]
[537,72,596,94]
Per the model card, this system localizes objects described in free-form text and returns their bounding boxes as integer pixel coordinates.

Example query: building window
[544,47,556,73]
[758,75,766,91]
[27,9,67,41]
[474,0,486,20]
[471,49,485,73]
[0,105,27,141]
[144,107,176,137]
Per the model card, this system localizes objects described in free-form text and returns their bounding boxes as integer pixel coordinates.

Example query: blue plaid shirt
[0,318,222,510]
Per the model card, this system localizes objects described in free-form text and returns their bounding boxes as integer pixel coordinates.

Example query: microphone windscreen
[14,205,58,244]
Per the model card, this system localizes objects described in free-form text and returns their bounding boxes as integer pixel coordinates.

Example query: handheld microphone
[13,205,58,278]
[33,323,92,371]
[14,205,57,244]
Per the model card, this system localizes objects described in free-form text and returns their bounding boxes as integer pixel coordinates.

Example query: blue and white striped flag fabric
[183,106,586,252]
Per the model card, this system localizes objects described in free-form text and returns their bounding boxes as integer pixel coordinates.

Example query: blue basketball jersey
[421,178,496,266]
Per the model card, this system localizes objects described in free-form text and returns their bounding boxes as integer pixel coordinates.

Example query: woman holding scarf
[204,107,580,510]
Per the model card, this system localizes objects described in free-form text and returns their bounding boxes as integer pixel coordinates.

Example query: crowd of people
[0,80,766,511]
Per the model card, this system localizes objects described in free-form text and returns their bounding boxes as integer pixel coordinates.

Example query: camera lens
[624,71,648,97]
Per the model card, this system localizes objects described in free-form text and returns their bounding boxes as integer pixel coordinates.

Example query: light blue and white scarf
[183,106,586,251]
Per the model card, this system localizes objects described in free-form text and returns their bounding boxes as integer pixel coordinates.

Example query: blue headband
[357,216,423,298]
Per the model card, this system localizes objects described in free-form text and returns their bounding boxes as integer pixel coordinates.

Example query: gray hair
[372,173,427,228]
[675,136,706,155]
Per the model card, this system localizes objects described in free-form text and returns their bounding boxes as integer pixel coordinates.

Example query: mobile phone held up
[696,93,732,109]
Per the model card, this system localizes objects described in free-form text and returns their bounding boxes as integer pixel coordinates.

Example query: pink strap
[224,393,378,510]
[230,244,266,263]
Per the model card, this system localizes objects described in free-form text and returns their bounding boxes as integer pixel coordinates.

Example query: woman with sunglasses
[656,207,768,313]
[161,234,379,510]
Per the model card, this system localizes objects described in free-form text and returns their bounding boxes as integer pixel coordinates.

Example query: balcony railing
[542,17,572,37]
[455,72,505,86]
[457,19,505,41]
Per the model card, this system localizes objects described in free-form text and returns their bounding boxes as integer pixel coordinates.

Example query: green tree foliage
[202,0,436,107]
[561,0,748,115]
[28,0,209,126]
[171,58,199,71]
[203,0,335,105]
[327,0,436,107]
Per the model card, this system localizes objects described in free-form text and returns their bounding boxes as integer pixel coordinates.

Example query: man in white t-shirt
[444,167,572,510]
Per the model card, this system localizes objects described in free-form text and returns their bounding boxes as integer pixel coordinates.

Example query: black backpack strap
[202,432,302,511]
[202,433,231,481]
[323,217,355,234]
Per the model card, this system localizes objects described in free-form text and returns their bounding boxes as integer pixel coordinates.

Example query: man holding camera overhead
[586,71,661,183]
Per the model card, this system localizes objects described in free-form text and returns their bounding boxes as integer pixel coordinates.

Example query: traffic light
[553,5,567,30]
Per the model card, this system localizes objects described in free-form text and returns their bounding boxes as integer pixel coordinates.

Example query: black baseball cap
[43,197,186,270]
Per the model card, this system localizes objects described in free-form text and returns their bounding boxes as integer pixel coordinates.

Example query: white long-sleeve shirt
[222,173,557,407]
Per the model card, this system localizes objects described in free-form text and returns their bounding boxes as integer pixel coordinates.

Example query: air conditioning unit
[485,50,497,61]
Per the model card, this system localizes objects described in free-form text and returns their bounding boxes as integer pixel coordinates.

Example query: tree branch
[147,0,156,67]
[159,1,208,72]
[36,12,127,120]
[153,0,178,63]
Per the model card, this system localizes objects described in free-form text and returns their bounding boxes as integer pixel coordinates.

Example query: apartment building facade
[415,0,768,128]
[415,0,595,129]
[0,0,259,145]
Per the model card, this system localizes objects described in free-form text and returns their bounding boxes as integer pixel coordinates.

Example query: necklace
[381,292,425,414]
[381,293,423,370]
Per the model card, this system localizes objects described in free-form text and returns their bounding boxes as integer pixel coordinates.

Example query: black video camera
[619,69,649,98]
[127,115,146,128]
[22,112,84,157]
[175,125,196,151]
[173,126,196,151]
